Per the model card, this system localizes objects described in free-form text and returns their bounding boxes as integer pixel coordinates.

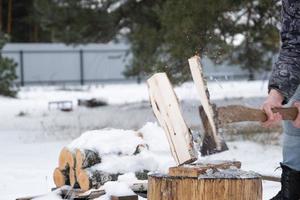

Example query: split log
[75,149,101,171]
[77,168,119,191]
[147,73,197,165]
[148,170,262,200]
[169,160,241,178]
[58,147,76,171]
[53,168,70,187]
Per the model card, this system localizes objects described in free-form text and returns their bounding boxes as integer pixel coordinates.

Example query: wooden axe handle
[217,105,298,124]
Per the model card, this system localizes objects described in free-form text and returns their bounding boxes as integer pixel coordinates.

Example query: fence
[1,43,259,86]
[2,48,131,86]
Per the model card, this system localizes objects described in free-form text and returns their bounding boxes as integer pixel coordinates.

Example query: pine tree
[34,0,281,83]
[0,33,17,97]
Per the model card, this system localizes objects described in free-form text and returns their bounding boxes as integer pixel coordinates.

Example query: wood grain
[217,105,298,124]
[188,56,222,150]
[147,73,196,165]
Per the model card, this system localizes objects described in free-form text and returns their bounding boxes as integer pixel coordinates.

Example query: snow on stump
[148,167,262,200]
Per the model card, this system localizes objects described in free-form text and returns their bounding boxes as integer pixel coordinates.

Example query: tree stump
[148,168,262,200]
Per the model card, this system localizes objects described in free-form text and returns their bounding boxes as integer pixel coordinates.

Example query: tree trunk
[53,168,70,187]
[77,168,119,191]
[7,0,12,34]
[0,0,2,31]
[148,172,262,200]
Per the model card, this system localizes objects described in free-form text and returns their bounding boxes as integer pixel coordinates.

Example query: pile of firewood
[53,145,149,191]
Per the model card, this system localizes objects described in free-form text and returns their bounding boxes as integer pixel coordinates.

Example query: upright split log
[77,169,119,191]
[148,171,262,200]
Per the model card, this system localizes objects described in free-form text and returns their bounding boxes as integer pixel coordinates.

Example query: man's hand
[262,89,284,127]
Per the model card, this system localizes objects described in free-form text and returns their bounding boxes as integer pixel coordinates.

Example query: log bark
[75,149,101,171]
[148,173,262,200]
[53,167,70,187]
[77,168,119,191]
[135,170,149,180]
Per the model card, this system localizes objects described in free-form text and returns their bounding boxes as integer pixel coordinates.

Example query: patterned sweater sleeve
[268,0,300,104]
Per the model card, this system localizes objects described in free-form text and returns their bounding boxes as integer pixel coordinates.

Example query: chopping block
[148,160,262,200]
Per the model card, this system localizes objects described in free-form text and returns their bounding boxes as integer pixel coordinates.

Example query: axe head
[188,55,228,156]
[199,105,228,156]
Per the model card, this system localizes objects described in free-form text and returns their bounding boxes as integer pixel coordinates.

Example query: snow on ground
[0,80,280,200]
[16,80,268,105]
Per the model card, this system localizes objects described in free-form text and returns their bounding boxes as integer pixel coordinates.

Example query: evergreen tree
[34,0,281,83]
[0,33,17,97]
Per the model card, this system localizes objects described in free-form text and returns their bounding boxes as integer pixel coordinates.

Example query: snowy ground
[0,80,281,200]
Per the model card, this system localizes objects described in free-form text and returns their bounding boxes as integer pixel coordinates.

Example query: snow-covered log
[134,170,149,180]
[75,149,101,172]
[77,168,119,191]
[53,168,70,187]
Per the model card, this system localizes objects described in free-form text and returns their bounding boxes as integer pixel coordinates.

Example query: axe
[188,55,298,156]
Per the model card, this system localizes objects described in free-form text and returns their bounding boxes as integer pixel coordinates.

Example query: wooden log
[135,170,149,180]
[53,167,70,187]
[76,149,101,171]
[188,56,222,152]
[129,181,148,192]
[77,168,119,191]
[169,160,241,178]
[147,73,197,165]
[58,147,76,171]
[148,172,262,200]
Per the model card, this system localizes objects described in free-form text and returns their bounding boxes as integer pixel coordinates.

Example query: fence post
[20,50,24,86]
[79,49,84,85]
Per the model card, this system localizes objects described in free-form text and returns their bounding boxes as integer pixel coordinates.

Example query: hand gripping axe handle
[188,55,298,156]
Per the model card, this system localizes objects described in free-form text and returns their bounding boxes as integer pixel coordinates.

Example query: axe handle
[217,105,298,124]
